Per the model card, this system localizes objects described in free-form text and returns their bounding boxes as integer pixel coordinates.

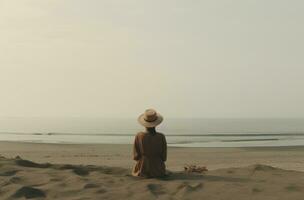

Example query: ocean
[0,118,304,147]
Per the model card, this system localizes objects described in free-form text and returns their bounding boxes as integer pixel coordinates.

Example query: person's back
[132,109,167,178]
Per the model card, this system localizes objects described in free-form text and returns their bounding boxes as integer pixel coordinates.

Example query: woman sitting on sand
[132,109,167,178]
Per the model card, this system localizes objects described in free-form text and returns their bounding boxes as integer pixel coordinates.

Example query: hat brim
[138,113,163,128]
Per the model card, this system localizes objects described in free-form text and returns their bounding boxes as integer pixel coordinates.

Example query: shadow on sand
[160,172,249,182]
[128,172,250,183]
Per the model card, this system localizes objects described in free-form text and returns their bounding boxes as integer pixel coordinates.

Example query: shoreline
[1,141,304,172]
[1,139,304,148]
[2,140,304,148]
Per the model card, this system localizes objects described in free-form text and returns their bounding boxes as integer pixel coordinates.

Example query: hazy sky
[0,0,303,118]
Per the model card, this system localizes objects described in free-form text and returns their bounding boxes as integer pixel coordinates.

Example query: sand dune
[0,156,303,200]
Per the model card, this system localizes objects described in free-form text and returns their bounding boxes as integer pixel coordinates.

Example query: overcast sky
[0,0,303,118]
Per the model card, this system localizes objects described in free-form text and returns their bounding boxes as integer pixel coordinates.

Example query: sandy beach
[2,0,304,198]
[0,142,304,199]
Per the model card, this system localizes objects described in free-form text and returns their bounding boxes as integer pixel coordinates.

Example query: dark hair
[146,127,156,134]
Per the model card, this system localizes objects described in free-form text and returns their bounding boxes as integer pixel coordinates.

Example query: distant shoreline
[1,131,304,147]
[1,141,304,172]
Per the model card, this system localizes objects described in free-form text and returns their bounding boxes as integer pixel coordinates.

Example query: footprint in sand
[252,187,263,193]
[15,158,51,168]
[12,186,46,199]
[176,182,203,194]
[96,188,107,194]
[9,176,22,184]
[83,183,99,189]
[285,184,301,192]
[0,170,18,176]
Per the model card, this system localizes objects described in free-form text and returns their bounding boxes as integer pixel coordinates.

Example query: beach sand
[0,142,304,199]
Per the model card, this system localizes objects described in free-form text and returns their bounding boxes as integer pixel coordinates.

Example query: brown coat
[132,132,167,178]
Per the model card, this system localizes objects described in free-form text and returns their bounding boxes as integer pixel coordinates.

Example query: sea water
[0,118,304,147]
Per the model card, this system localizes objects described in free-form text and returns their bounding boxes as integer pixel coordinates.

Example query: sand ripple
[0,156,304,200]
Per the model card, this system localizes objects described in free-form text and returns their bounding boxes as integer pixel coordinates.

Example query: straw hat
[138,109,163,128]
